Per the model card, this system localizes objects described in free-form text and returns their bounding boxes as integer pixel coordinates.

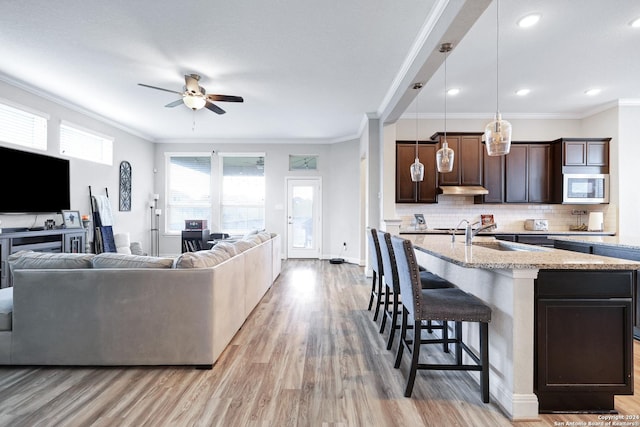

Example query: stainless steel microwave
[563,173,609,204]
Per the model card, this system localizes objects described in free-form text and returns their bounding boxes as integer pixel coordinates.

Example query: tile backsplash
[396,195,616,232]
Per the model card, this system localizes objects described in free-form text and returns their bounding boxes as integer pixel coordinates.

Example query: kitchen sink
[472,241,548,252]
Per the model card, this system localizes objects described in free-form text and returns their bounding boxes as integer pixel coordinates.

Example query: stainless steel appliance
[563,173,609,204]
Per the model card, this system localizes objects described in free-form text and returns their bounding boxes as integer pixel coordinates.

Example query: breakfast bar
[402,234,640,421]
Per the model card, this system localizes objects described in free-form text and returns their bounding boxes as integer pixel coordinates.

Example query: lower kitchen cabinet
[535,270,634,412]
[553,239,640,340]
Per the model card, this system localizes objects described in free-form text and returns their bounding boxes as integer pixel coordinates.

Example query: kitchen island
[402,234,640,420]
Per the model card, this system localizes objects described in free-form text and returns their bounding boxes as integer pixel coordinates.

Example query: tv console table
[0,228,86,288]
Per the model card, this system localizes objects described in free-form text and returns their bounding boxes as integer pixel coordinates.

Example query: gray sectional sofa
[0,232,281,367]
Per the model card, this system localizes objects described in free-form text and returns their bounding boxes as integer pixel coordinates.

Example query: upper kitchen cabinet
[558,138,610,173]
[475,145,505,204]
[431,132,483,186]
[505,142,559,203]
[396,141,438,203]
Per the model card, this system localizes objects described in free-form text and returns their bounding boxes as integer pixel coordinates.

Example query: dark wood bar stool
[390,235,492,402]
[377,231,454,351]
[366,228,385,322]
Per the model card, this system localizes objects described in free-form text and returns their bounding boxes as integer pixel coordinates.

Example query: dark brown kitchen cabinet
[505,143,553,203]
[476,146,505,203]
[559,137,610,173]
[535,270,634,412]
[431,132,483,186]
[553,240,640,340]
[396,142,438,203]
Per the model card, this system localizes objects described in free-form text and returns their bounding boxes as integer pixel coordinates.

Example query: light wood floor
[0,260,638,426]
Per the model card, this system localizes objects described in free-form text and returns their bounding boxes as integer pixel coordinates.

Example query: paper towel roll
[587,212,604,231]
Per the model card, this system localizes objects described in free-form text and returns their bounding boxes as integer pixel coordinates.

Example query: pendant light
[484,0,512,156]
[436,42,454,173]
[410,83,425,182]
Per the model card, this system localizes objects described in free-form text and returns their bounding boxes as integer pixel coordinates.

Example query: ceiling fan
[138,74,243,114]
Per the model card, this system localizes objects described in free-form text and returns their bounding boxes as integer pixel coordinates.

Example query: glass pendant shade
[410,158,424,182]
[436,141,454,173]
[484,112,512,156]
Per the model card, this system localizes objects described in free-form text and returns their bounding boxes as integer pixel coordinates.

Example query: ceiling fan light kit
[138,73,243,115]
[183,94,207,110]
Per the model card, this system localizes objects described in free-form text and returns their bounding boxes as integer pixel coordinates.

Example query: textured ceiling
[0,1,638,143]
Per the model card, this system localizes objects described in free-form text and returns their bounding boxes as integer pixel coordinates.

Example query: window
[289,154,318,170]
[221,154,265,235]
[0,99,48,150]
[59,121,113,165]
[166,154,211,234]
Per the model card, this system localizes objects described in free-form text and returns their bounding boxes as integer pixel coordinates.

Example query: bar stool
[377,231,454,351]
[366,228,385,322]
[390,235,491,402]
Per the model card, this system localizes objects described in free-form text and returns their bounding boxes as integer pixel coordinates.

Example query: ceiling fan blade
[205,101,226,114]
[184,74,201,95]
[207,94,244,103]
[165,99,184,108]
[138,83,182,95]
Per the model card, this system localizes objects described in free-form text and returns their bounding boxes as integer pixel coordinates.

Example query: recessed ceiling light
[447,88,460,96]
[517,13,541,28]
[516,88,531,96]
[631,17,640,28]
[585,88,601,96]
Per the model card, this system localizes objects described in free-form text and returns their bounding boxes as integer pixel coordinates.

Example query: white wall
[153,140,361,261]
[0,80,155,249]
[617,104,640,236]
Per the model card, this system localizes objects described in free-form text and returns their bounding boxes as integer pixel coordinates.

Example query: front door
[286,178,322,258]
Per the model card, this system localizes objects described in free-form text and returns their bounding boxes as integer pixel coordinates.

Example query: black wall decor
[119,161,132,211]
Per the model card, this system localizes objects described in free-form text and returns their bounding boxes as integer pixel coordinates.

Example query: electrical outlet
[572,209,588,216]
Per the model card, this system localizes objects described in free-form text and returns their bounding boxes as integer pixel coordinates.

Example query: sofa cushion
[92,252,174,269]
[256,231,272,242]
[0,287,12,331]
[8,250,95,270]
[174,248,230,268]
[214,241,239,257]
[233,239,258,253]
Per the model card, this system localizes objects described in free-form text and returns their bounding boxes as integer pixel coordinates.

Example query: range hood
[438,186,489,196]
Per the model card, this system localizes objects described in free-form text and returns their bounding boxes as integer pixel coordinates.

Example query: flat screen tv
[0,145,71,214]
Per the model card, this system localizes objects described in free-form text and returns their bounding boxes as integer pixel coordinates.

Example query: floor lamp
[150,194,160,257]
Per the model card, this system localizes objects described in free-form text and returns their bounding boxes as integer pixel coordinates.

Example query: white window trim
[164,152,213,235]
[0,97,50,120]
[59,120,114,165]
[219,152,266,235]
[0,97,49,150]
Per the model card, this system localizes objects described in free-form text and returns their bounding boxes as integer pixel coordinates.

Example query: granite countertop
[399,228,616,236]
[548,235,640,250]
[402,234,640,270]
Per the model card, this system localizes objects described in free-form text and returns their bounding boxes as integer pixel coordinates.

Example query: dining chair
[377,230,454,351]
[366,228,385,322]
[390,235,491,402]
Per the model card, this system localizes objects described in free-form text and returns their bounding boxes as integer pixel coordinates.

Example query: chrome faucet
[465,221,496,246]
[450,219,469,243]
